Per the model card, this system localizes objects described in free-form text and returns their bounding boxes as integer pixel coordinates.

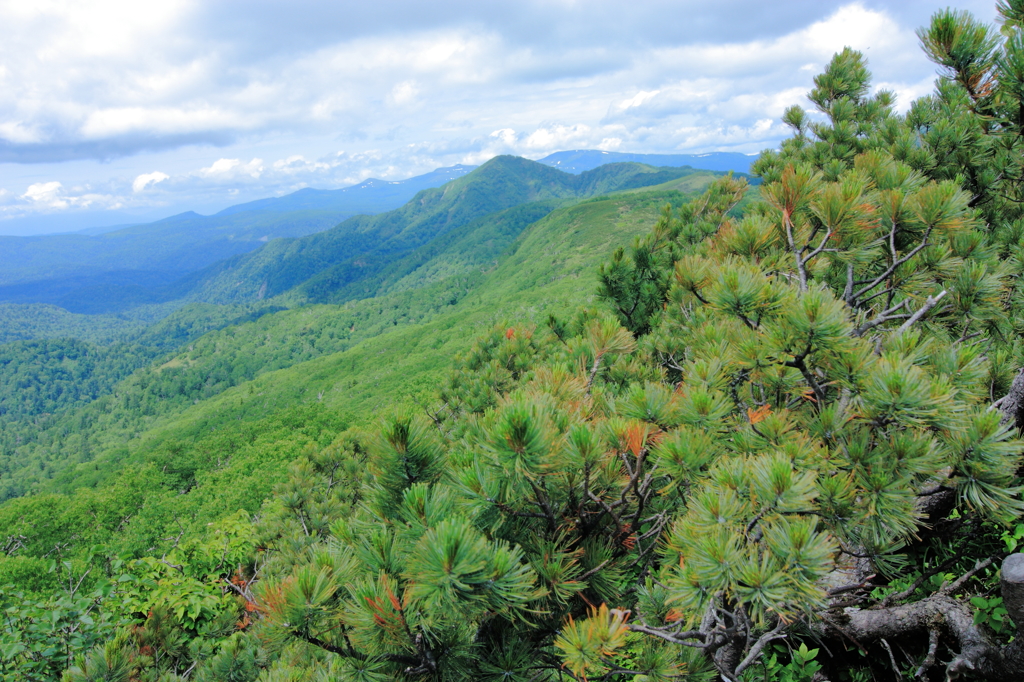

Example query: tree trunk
[821,554,1024,681]
[998,370,1024,431]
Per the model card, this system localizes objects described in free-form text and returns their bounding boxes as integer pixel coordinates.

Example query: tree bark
[821,554,1024,681]
[1004,553,1024,627]
[916,486,957,526]
[998,370,1024,431]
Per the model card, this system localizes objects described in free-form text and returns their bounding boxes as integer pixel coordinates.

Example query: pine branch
[915,627,941,680]
[896,290,948,334]
[783,342,827,405]
[879,637,900,681]
[486,497,551,520]
[526,478,558,533]
[850,224,934,306]
[628,622,708,647]
[586,352,604,392]
[784,211,809,292]
[939,557,993,595]
[878,554,959,607]
[852,299,910,337]
[730,621,788,680]
[579,558,612,581]
[844,263,855,304]
[801,227,834,267]
[857,285,897,307]
[587,489,623,535]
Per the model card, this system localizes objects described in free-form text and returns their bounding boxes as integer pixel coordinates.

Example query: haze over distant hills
[71,164,477,237]
[537,149,756,174]
[0,165,479,309]
[210,164,477,218]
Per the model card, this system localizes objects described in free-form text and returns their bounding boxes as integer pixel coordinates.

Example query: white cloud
[80,105,244,139]
[0,121,42,144]
[4,0,190,59]
[389,81,419,106]
[272,155,332,174]
[2,4,914,163]
[668,118,788,151]
[199,158,265,180]
[649,3,909,80]
[618,90,660,111]
[132,171,169,192]
[523,124,593,150]
[22,182,68,208]
[202,158,240,175]
[18,180,123,212]
[490,128,517,146]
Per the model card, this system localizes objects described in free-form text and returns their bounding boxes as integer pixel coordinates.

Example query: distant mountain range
[65,151,752,239]
[0,165,480,309]
[72,164,477,237]
[537,150,755,174]
[210,164,476,217]
[0,150,756,316]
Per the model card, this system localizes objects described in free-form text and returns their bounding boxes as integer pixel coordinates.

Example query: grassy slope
[142,173,728,439]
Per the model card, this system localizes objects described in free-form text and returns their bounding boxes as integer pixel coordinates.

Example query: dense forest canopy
[6,2,1024,681]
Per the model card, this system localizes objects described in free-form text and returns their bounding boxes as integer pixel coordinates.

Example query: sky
[0,0,997,235]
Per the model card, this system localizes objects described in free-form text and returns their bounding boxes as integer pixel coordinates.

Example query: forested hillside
[7,3,1024,681]
[0,161,711,501]
[0,172,718,502]
[183,157,706,306]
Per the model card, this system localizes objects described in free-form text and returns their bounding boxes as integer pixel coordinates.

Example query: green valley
[0,165,724,502]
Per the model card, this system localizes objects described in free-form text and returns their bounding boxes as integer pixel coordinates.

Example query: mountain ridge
[182,156,716,307]
[538,149,756,174]
[212,164,476,216]
[0,166,480,303]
